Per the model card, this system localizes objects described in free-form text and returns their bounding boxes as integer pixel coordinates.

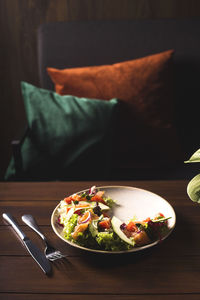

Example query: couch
[6,18,200,181]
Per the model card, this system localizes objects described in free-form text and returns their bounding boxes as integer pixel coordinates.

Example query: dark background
[1,0,200,180]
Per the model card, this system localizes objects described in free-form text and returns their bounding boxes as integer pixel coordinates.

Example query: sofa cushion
[47,50,184,168]
[5,82,119,180]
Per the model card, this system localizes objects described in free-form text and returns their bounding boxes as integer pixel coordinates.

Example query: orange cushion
[47,50,183,168]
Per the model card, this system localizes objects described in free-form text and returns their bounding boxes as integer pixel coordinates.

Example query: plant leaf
[184,149,200,163]
[187,174,200,203]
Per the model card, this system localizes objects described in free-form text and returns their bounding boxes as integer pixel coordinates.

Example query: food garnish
[57,186,171,251]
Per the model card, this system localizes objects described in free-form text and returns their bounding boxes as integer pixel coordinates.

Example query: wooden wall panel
[1,0,200,180]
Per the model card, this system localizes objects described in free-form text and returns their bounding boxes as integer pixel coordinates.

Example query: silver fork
[22,214,66,261]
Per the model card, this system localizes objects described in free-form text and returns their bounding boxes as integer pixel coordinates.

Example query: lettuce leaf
[104,196,116,208]
[96,232,132,251]
[63,214,78,240]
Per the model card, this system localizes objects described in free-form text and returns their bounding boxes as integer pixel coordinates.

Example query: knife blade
[2,213,51,275]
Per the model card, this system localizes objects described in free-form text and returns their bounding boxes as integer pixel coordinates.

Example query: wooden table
[1,180,200,300]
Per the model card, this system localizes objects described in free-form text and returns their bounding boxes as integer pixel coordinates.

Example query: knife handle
[2,213,26,240]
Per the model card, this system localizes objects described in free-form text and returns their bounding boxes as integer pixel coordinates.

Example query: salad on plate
[56,186,171,252]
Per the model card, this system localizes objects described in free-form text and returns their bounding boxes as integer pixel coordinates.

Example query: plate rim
[51,185,176,254]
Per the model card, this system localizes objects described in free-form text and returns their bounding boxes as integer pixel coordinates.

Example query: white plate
[51,185,176,254]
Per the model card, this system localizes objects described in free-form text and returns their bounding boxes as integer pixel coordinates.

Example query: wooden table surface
[0,180,200,300]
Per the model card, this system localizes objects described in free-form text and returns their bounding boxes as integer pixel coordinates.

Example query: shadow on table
[51,209,197,273]
[52,245,155,275]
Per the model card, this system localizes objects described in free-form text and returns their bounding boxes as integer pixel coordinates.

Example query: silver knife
[2,213,51,275]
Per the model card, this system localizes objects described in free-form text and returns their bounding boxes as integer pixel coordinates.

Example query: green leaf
[152,217,171,223]
[187,174,200,203]
[184,149,200,163]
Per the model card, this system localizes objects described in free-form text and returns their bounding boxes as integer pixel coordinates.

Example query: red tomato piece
[126,221,137,232]
[99,219,111,229]
[158,212,165,218]
[142,217,151,223]
[91,194,106,205]
[64,196,73,204]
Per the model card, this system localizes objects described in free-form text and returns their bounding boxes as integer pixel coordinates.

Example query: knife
[2,213,51,275]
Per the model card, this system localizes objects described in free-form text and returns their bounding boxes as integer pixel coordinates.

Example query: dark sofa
[8,18,200,180]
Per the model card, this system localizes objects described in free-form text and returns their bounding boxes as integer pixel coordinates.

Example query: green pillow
[5,82,119,180]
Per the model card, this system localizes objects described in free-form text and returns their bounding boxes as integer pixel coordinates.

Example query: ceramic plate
[51,185,176,254]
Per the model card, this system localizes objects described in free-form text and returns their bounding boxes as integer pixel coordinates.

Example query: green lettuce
[104,196,116,208]
[76,230,100,249]
[96,232,132,251]
[63,214,78,240]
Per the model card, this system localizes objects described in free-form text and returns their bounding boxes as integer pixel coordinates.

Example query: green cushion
[5,82,119,180]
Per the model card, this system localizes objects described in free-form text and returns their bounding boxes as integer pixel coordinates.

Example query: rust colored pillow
[47,50,183,168]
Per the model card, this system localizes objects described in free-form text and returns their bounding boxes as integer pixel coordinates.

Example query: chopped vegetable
[58,186,171,251]
[98,218,111,230]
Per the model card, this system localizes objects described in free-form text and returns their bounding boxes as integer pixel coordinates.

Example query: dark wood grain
[1,217,200,256]
[1,254,200,294]
[1,181,200,298]
[1,295,200,300]
[0,180,189,200]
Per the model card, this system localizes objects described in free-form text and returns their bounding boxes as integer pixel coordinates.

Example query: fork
[22,214,66,261]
